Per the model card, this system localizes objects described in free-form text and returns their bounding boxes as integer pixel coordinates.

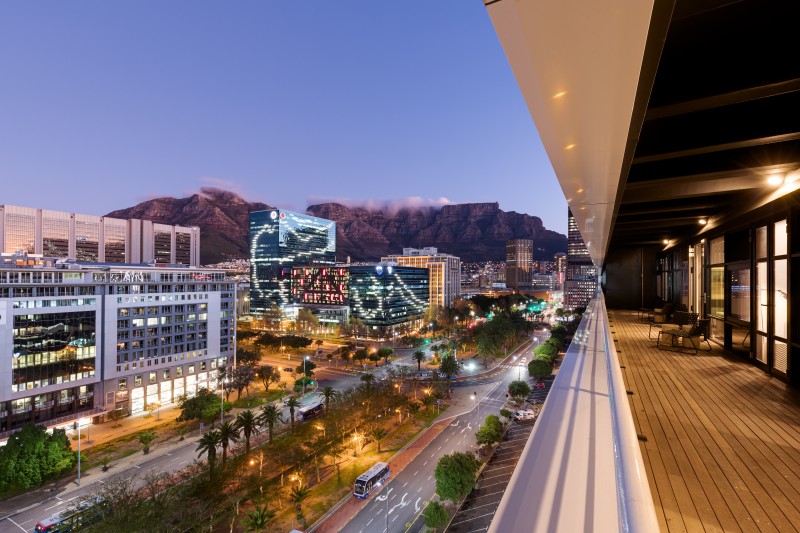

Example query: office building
[236,282,251,317]
[505,239,533,291]
[0,205,200,266]
[563,208,597,309]
[381,247,460,309]
[348,262,429,333]
[553,252,567,290]
[0,255,234,436]
[291,265,349,306]
[249,209,336,312]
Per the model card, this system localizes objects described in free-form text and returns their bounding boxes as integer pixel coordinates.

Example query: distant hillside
[307,202,566,262]
[107,191,566,264]
[105,188,272,264]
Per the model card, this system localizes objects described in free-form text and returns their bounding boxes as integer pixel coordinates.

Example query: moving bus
[34,497,105,532]
[354,462,390,498]
[297,401,324,422]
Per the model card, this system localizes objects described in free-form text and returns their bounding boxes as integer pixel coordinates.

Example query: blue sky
[0,1,567,234]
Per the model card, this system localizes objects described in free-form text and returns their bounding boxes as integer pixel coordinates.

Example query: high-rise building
[0,256,234,435]
[0,205,200,266]
[382,247,460,309]
[554,252,567,290]
[349,262,429,332]
[564,209,597,309]
[249,209,336,312]
[505,239,533,291]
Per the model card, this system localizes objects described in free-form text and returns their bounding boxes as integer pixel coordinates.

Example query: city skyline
[0,2,568,234]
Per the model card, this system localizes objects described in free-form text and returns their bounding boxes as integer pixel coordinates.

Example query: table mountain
[105,188,272,264]
[107,191,566,264]
[307,202,566,263]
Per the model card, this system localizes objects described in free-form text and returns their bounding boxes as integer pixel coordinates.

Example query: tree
[534,342,558,363]
[377,347,394,365]
[424,501,450,532]
[370,427,388,453]
[529,359,553,380]
[232,365,257,399]
[475,415,503,448]
[235,410,260,455]
[296,360,317,377]
[218,421,240,470]
[439,355,459,396]
[508,380,531,400]
[296,308,319,333]
[195,429,221,480]
[138,431,157,455]
[322,386,339,412]
[236,347,261,367]
[290,486,310,523]
[258,404,284,443]
[315,339,324,349]
[339,348,352,366]
[360,373,375,392]
[353,348,368,367]
[285,397,301,432]
[177,387,231,426]
[413,350,427,371]
[245,504,275,533]
[327,441,347,484]
[107,408,126,428]
[143,402,159,418]
[434,451,480,503]
[368,352,381,367]
[0,424,76,492]
[257,365,281,392]
[499,408,514,424]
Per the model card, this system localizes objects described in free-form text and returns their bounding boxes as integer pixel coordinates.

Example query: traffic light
[424,339,430,345]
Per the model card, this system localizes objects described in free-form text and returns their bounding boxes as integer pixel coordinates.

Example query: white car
[513,409,536,421]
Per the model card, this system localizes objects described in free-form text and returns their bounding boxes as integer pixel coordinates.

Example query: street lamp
[395,408,402,424]
[219,376,229,425]
[303,355,310,395]
[315,423,326,438]
[73,419,84,486]
[249,449,265,494]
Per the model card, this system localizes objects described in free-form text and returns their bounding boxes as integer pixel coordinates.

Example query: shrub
[528,359,553,379]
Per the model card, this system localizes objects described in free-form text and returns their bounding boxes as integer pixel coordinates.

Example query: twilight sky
[0,2,567,234]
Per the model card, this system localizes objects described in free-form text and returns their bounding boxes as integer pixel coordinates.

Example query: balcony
[491,296,800,531]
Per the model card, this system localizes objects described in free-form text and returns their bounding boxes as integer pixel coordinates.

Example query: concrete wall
[604,245,658,310]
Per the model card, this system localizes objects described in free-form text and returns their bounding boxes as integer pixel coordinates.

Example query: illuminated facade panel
[104,217,127,263]
[249,209,336,312]
[382,247,461,309]
[565,209,597,309]
[41,210,70,258]
[348,263,429,328]
[291,266,349,305]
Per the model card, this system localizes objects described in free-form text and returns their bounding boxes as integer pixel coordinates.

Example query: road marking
[415,497,421,512]
[437,445,441,450]
[6,518,27,532]
[403,481,408,488]
[367,519,373,526]
[430,453,435,458]
[413,470,418,476]
[423,461,427,465]
[427,475,432,481]
[418,486,422,492]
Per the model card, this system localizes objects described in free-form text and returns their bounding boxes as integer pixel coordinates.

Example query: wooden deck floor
[610,310,800,533]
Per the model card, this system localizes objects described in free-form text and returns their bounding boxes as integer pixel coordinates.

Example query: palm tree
[285,397,301,432]
[360,373,375,392]
[322,386,338,413]
[218,421,240,470]
[235,410,260,455]
[413,350,426,371]
[245,504,276,532]
[370,427,388,453]
[138,430,157,455]
[290,486,310,518]
[258,403,284,443]
[196,429,221,480]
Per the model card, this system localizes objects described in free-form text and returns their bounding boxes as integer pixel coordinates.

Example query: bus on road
[34,497,105,532]
[354,462,390,498]
[297,401,324,422]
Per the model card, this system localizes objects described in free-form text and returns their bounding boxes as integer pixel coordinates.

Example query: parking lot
[445,374,554,532]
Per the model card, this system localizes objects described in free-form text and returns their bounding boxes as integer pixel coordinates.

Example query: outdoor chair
[652,302,673,323]
[657,318,711,354]
[649,309,695,339]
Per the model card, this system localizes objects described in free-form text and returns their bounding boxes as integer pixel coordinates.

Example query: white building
[0,255,235,437]
[382,247,461,309]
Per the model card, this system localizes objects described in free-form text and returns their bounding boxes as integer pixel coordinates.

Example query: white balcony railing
[488,293,659,533]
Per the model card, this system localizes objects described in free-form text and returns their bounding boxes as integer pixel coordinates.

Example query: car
[283,367,294,373]
[513,409,536,421]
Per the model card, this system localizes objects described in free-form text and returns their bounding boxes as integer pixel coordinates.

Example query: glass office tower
[349,263,429,331]
[249,209,336,312]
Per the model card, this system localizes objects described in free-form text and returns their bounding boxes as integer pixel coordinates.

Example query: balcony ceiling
[486,0,800,264]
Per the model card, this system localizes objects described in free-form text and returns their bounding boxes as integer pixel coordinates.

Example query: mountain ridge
[106,190,566,264]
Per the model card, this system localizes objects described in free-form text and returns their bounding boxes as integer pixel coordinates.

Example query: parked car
[283,367,294,373]
[513,409,536,421]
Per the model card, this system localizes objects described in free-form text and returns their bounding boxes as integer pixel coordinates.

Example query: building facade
[291,265,349,306]
[381,247,460,309]
[249,209,336,313]
[0,205,200,266]
[348,263,429,332]
[505,239,534,291]
[0,256,234,435]
[564,209,597,309]
[554,252,567,290]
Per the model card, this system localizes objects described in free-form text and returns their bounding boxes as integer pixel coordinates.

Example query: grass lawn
[231,389,286,409]
[82,419,195,470]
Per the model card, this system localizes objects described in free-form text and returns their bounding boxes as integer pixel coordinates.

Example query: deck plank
[610,311,800,533]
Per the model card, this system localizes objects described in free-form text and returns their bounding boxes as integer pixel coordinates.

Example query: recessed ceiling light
[698,218,707,225]
[768,174,784,186]
[553,91,567,99]
[565,144,576,150]
[576,188,584,193]
[662,239,669,245]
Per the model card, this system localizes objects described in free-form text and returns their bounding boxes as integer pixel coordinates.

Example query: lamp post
[219,376,229,425]
[249,449,265,495]
[303,355,310,395]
